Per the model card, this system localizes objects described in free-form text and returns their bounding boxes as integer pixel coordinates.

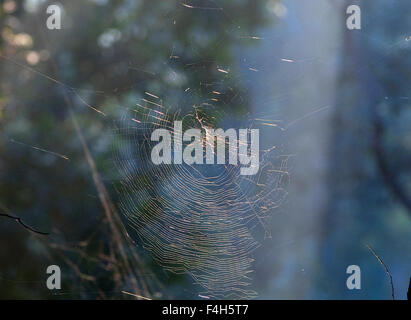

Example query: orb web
[113,99,289,299]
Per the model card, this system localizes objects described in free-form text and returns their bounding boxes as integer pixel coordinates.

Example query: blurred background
[0,0,410,299]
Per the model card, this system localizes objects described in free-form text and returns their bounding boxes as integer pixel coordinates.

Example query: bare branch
[366,245,395,300]
[121,291,152,300]
[0,212,49,235]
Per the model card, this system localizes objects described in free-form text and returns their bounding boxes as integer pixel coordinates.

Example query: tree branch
[366,244,395,300]
[0,212,49,235]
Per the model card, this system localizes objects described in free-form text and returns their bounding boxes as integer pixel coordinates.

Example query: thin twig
[0,212,49,235]
[121,290,152,300]
[366,244,395,300]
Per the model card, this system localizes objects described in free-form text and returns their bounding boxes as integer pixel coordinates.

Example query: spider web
[112,97,289,299]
